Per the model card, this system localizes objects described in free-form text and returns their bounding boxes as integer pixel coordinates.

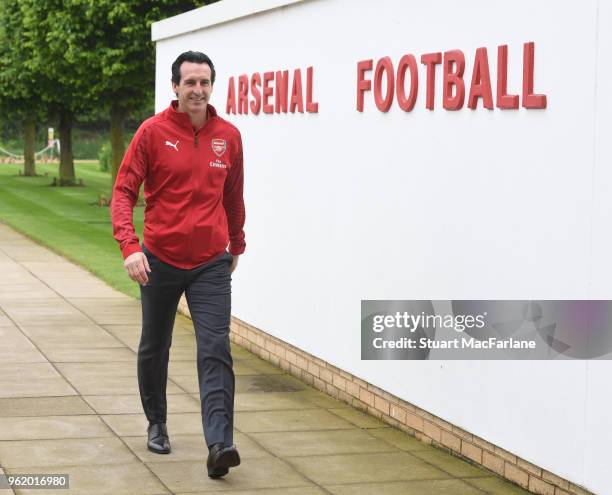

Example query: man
[111,51,245,479]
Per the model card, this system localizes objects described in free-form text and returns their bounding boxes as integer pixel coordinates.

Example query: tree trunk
[23,110,36,176]
[110,103,125,188]
[58,110,76,186]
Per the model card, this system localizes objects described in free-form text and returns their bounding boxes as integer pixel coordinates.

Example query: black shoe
[147,422,171,454]
[207,443,241,478]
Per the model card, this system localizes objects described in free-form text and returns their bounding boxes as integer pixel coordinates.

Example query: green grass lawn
[0,161,144,299]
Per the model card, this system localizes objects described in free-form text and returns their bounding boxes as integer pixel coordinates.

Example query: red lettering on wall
[420,52,442,110]
[396,54,418,112]
[356,59,373,112]
[467,47,493,110]
[275,70,289,113]
[374,57,394,112]
[522,41,547,109]
[305,66,319,113]
[226,76,236,114]
[290,69,304,113]
[443,50,465,110]
[237,75,249,114]
[496,45,519,109]
[262,72,274,114]
[250,72,262,114]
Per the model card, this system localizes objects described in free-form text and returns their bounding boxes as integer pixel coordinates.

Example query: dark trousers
[138,244,235,448]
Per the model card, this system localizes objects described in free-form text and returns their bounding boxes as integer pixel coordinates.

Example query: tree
[19,0,104,185]
[0,0,42,176]
[83,0,217,188]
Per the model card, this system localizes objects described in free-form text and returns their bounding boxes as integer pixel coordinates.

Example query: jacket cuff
[121,243,142,259]
[228,243,245,256]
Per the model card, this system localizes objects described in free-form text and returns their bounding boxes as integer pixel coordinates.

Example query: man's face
[172,61,213,113]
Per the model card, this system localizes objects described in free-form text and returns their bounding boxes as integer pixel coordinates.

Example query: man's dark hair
[171,51,216,85]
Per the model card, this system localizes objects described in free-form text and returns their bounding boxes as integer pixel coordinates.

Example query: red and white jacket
[111,101,245,269]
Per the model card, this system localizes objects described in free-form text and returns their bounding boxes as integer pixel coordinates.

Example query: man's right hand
[124,251,151,285]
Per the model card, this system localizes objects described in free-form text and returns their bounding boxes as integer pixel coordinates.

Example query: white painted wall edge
[151,0,307,41]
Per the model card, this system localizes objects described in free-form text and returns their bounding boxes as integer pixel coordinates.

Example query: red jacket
[111,101,246,269]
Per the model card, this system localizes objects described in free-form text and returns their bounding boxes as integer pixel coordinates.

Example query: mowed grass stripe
[0,162,144,299]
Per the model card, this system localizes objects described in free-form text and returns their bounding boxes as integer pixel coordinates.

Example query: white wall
[153,1,610,492]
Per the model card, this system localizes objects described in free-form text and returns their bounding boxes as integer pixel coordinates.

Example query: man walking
[111,51,245,478]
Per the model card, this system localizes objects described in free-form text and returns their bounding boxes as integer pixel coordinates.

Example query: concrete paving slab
[0,249,13,261]
[228,342,256,360]
[103,323,194,337]
[3,463,170,495]
[0,325,39,348]
[0,415,113,440]
[290,390,348,409]
[20,262,102,278]
[169,359,255,376]
[101,412,203,437]
[0,284,59,301]
[250,429,399,457]
[62,373,184,396]
[327,407,389,429]
[324,479,484,494]
[54,361,136,378]
[366,426,439,452]
[0,378,77,399]
[1,298,89,318]
[468,476,532,494]
[65,298,141,325]
[286,451,449,485]
[0,347,48,363]
[43,347,135,362]
[0,397,94,417]
[147,457,310,493]
[235,409,357,433]
[18,323,123,349]
[0,310,13,326]
[411,449,493,478]
[82,394,198,415]
[234,358,285,375]
[0,467,15,495]
[5,312,92,327]
[1,245,69,263]
[0,437,138,468]
[0,362,61,380]
[43,281,128,299]
[233,391,320,412]
[0,263,42,285]
[169,346,197,361]
[177,488,327,495]
[103,326,197,350]
[233,374,307,394]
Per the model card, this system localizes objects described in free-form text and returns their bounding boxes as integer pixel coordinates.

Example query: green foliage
[98,142,111,172]
[0,1,221,179]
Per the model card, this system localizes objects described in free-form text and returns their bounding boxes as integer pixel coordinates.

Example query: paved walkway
[0,223,529,494]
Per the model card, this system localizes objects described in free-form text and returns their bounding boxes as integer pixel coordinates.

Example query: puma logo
[164,140,179,151]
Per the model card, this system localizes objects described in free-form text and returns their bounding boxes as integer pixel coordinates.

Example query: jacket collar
[166,100,217,131]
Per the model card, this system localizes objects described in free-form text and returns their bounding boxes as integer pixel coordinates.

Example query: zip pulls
[192,112,217,148]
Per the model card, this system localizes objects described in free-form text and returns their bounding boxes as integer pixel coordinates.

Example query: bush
[98,142,111,172]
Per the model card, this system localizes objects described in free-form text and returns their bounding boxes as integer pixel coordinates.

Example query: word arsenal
[226,67,318,115]
[225,41,547,115]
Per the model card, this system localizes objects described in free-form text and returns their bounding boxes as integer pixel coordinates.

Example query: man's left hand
[230,255,239,273]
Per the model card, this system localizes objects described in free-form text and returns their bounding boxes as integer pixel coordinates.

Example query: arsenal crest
[211,138,227,157]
